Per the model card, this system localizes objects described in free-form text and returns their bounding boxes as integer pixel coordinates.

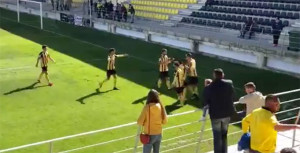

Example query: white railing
[0,88,299,153]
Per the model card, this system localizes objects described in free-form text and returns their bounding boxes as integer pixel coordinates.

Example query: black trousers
[273,34,280,45]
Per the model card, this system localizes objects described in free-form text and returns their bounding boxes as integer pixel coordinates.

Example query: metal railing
[0,88,299,153]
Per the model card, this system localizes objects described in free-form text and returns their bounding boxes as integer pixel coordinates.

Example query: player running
[35,45,55,86]
[99,48,128,90]
[157,48,174,90]
[172,61,186,106]
[185,53,199,99]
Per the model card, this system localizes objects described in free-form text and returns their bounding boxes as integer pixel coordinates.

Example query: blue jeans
[143,134,162,153]
[211,117,231,153]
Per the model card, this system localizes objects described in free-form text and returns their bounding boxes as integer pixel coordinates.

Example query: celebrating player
[172,61,186,106]
[185,53,199,99]
[35,45,55,86]
[99,48,128,90]
[157,48,174,90]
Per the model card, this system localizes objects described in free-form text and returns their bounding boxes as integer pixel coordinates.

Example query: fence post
[292,110,300,147]
[195,106,209,153]
[133,126,141,153]
[49,142,53,153]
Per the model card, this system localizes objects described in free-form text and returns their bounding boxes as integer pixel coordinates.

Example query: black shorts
[42,66,48,72]
[107,70,116,78]
[186,76,198,85]
[175,87,184,94]
[159,71,169,79]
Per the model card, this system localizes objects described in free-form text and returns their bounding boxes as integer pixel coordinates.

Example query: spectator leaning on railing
[242,95,300,153]
[137,89,168,153]
[238,82,265,117]
[203,68,235,153]
[129,4,135,23]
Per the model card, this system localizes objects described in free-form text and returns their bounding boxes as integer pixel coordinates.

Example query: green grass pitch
[0,8,299,153]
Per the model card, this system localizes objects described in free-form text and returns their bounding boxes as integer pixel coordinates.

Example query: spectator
[242,95,300,153]
[272,17,284,47]
[121,4,127,22]
[108,1,114,19]
[241,17,253,39]
[59,0,64,10]
[238,82,265,116]
[51,0,54,10]
[280,148,297,153]
[203,68,235,153]
[129,4,135,23]
[137,89,168,153]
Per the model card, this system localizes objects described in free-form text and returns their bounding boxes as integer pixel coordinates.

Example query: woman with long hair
[137,89,168,153]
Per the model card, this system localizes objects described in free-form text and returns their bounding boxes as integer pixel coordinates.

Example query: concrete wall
[1,3,299,77]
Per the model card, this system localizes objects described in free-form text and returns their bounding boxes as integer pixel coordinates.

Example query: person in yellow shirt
[242,94,300,153]
[137,89,168,153]
[185,53,199,99]
[99,48,128,90]
[35,45,55,86]
[157,49,174,90]
[171,62,185,106]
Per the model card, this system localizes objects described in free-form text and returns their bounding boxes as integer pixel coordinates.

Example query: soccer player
[185,53,199,99]
[172,62,185,106]
[99,48,128,90]
[157,49,173,90]
[35,45,55,86]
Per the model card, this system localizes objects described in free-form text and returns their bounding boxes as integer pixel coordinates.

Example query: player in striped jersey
[185,53,199,99]
[172,62,186,106]
[35,45,55,86]
[157,49,174,89]
[99,48,128,90]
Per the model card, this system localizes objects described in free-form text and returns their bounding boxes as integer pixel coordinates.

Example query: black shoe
[113,87,119,90]
[191,94,199,100]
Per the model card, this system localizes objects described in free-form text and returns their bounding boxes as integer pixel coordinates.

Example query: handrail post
[292,110,300,147]
[49,142,53,153]
[133,126,141,153]
[195,106,209,153]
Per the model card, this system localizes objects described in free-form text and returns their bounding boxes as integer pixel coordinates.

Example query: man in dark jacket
[128,4,135,23]
[272,17,284,47]
[203,68,235,153]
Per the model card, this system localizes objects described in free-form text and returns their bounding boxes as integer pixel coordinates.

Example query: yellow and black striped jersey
[38,51,50,67]
[159,55,170,72]
[187,58,197,77]
[107,54,116,70]
[172,68,185,88]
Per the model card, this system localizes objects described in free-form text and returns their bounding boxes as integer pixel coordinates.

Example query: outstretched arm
[274,124,300,132]
[115,54,128,58]
[48,55,55,63]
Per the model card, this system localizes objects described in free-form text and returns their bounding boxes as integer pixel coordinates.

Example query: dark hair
[280,148,296,153]
[244,82,256,89]
[265,94,279,103]
[213,68,224,79]
[109,48,115,53]
[173,61,180,67]
[186,53,192,57]
[146,89,160,104]
[42,45,47,49]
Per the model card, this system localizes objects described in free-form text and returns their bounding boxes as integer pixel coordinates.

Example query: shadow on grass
[3,82,48,95]
[76,89,113,104]
[132,96,147,105]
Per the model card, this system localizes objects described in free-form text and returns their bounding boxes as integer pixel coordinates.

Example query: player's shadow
[76,89,113,104]
[132,96,147,105]
[165,101,182,115]
[3,82,48,95]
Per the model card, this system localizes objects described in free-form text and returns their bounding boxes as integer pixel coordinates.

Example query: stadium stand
[129,0,197,20]
[179,0,300,34]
